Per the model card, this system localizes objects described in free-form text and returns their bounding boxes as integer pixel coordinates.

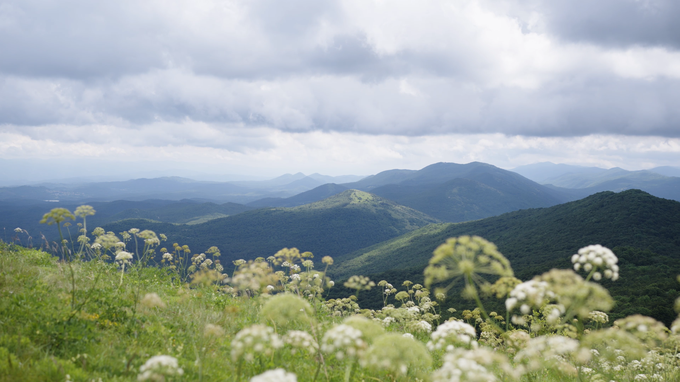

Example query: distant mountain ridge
[512,162,680,202]
[99,189,440,263]
[343,162,570,222]
[0,173,365,204]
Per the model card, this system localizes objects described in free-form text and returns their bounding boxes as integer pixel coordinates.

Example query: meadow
[1,206,680,381]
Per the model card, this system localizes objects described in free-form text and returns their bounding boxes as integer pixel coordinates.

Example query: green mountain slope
[108,201,253,224]
[370,171,565,222]
[101,190,440,264]
[332,190,680,324]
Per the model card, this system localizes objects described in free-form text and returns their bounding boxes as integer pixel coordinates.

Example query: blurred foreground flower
[137,355,183,381]
[250,368,296,382]
[571,244,619,281]
[424,236,513,298]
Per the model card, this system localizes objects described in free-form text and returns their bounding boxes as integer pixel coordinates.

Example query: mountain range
[0,173,364,204]
[513,162,680,202]
[5,161,680,326]
[330,189,680,325]
[98,190,439,262]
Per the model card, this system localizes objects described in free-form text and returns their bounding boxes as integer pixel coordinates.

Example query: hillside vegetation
[333,190,680,324]
[345,162,569,222]
[3,226,680,381]
[100,190,440,265]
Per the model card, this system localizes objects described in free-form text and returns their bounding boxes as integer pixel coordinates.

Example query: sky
[1,0,679,183]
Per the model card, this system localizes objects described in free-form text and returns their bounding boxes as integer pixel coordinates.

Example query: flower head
[344,275,375,292]
[261,293,314,327]
[250,369,296,382]
[427,320,478,351]
[343,315,384,343]
[137,355,183,381]
[321,324,367,360]
[424,236,513,297]
[140,293,165,309]
[231,324,283,362]
[115,251,133,265]
[40,208,75,226]
[571,244,619,281]
[361,333,432,377]
[282,330,318,354]
[431,348,500,382]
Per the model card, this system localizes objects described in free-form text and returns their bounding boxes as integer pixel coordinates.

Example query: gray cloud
[535,0,680,49]
[1,0,679,140]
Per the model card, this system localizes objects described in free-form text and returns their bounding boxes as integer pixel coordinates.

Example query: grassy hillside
[5,239,678,381]
[332,190,680,324]
[100,190,440,266]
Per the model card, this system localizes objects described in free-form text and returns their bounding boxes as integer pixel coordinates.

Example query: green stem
[467,275,504,334]
[119,263,125,287]
[344,361,355,382]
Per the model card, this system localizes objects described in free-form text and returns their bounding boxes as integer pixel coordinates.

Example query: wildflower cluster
[231,324,284,362]
[424,235,513,296]
[427,320,478,351]
[137,355,183,381]
[282,330,318,355]
[343,275,375,295]
[250,369,297,382]
[27,216,680,382]
[571,244,620,281]
[320,324,367,360]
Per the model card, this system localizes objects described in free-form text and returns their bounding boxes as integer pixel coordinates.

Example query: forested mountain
[99,190,440,264]
[341,162,570,222]
[331,190,680,324]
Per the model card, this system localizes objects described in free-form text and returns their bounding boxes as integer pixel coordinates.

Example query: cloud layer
[1,0,679,138]
[0,0,679,182]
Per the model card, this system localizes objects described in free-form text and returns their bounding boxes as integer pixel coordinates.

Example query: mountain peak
[293,189,379,210]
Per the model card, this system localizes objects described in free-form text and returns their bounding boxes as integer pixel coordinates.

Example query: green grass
[3,220,680,381]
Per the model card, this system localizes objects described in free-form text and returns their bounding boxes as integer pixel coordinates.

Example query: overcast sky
[1,0,679,183]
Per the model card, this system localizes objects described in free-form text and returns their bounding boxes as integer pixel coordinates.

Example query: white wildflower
[140,293,165,309]
[413,320,432,333]
[283,330,318,354]
[231,324,283,362]
[115,251,133,265]
[572,244,619,281]
[137,355,183,381]
[427,320,477,351]
[250,368,297,382]
[431,349,498,382]
[320,324,366,360]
